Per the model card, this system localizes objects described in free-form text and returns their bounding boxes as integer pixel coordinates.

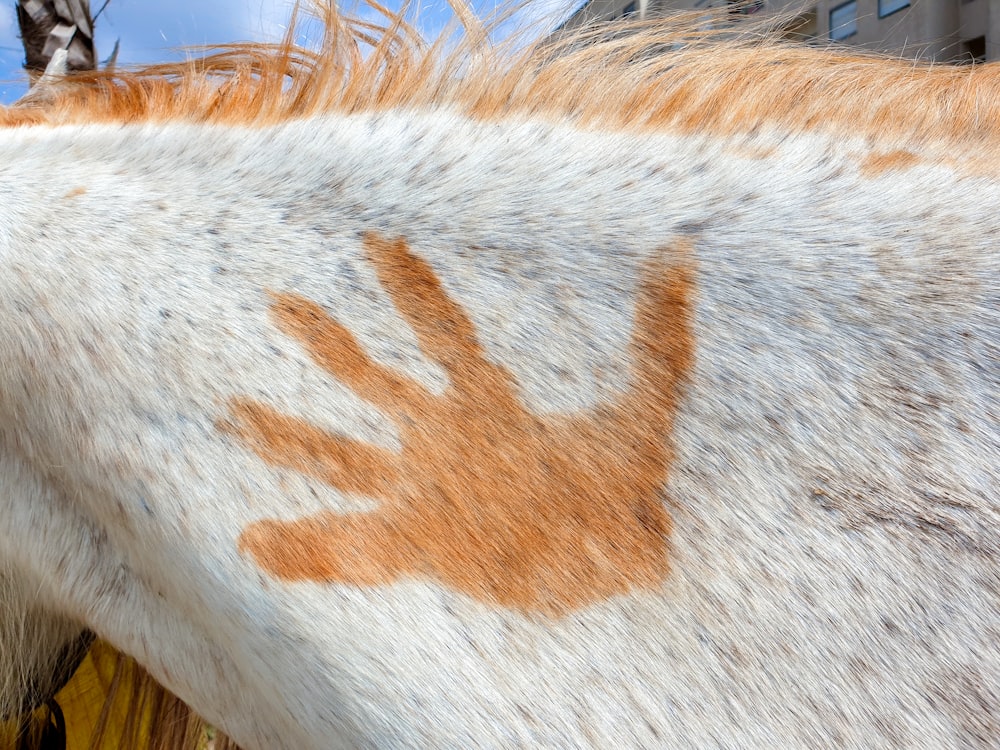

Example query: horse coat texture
[0,4,998,748]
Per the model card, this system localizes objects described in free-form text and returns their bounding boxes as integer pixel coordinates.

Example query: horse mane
[1,0,998,151]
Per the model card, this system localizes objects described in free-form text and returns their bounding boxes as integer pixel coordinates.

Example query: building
[556,0,998,63]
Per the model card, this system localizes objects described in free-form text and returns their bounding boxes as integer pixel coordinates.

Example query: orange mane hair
[2,0,998,151]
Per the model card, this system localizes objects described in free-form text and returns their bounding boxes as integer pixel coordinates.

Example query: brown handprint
[227,232,695,617]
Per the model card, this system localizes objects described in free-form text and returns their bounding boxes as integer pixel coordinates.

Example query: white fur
[0,111,997,748]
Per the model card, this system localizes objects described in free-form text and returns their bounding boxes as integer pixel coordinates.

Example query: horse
[1,2,997,747]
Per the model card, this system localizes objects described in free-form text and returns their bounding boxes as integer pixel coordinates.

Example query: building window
[829,1,857,41]
[878,0,909,17]
[961,35,987,64]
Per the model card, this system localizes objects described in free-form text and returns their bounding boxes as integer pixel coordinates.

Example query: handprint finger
[361,232,504,393]
[240,511,410,583]
[226,399,400,497]
[269,291,434,418]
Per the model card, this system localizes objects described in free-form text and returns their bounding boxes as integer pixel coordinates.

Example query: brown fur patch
[1,2,998,152]
[860,149,920,177]
[724,143,777,161]
[225,233,695,617]
[62,186,87,200]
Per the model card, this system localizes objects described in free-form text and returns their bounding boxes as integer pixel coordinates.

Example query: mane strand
[0,0,996,153]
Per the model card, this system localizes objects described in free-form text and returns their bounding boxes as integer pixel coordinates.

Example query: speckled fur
[0,10,998,750]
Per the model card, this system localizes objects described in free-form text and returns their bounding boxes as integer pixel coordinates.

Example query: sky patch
[0,0,577,103]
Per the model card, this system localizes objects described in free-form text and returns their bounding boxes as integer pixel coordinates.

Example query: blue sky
[0,0,575,103]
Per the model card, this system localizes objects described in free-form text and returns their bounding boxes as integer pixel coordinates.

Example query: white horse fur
[0,3,998,747]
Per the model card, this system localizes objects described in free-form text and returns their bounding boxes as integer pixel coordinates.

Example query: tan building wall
[559,0,998,62]
[557,0,649,31]
[814,0,991,62]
